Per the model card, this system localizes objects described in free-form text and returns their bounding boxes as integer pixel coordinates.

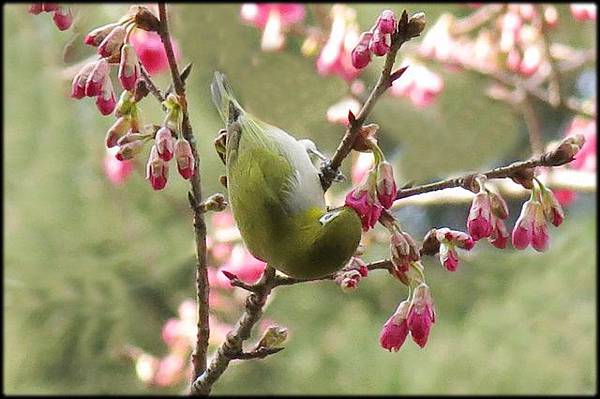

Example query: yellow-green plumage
[211,72,362,278]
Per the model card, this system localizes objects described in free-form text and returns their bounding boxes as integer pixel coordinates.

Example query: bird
[210,71,362,279]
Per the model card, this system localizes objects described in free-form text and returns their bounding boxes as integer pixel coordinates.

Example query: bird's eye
[319,210,340,225]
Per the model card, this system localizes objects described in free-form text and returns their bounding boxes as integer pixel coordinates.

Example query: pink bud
[345,187,382,232]
[95,78,116,116]
[434,227,474,251]
[369,30,391,56]
[390,231,410,273]
[175,138,195,179]
[379,300,410,352]
[97,24,126,58]
[116,140,144,161]
[407,283,436,348]
[488,190,509,220]
[84,23,120,47]
[467,191,493,241]
[118,43,139,91]
[351,32,372,69]
[85,59,109,97]
[28,4,43,14]
[540,187,565,227]
[146,145,169,190]
[489,215,509,249]
[71,62,96,99]
[41,3,59,12]
[376,161,397,209]
[511,199,537,250]
[155,127,175,161]
[519,46,542,77]
[376,10,397,34]
[103,147,134,185]
[439,243,459,272]
[52,6,72,31]
[531,205,549,252]
[105,116,130,148]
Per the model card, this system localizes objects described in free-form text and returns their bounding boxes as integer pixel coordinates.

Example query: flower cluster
[240,3,305,51]
[344,132,398,231]
[334,256,369,292]
[466,181,510,249]
[29,3,72,31]
[422,228,475,272]
[380,282,436,351]
[351,9,398,69]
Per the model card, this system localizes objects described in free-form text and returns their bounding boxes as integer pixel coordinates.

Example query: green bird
[210,72,362,279]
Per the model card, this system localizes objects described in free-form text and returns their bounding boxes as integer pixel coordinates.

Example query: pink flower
[539,186,565,227]
[512,198,548,251]
[71,61,96,99]
[52,6,72,31]
[175,138,195,179]
[130,30,181,75]
[103,147,134,185]
[467,191,493,241]
[84,22,119,47]
[407,283,436,348]
[390,61,444,108]
[217,244,266,286]
[85,59,110,97]
[439,243,459,271]
[369,30,391,57]
[316,5,361,82]
[488,215,509,249]
[161,318,182,347]
[570,4,596,21]
[95,78,116,116]
[376,161,397,209]
[153,354,185,387]
[97,25,126,58]
[351,32,372,69]
[345,187,382,231]
[241,4,305,51]
[118,43,140,91]
[326,97,361,125]
[376,9,397,35]
[351,152,374,185]
[379,300,410,352]
[419,14,456,63]
[155,127,175,161]
[146,145,169,190]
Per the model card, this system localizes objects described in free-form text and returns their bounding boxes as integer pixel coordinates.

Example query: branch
[395,135,584,200]
[191,266,277,395]
[156,3,210,387]
[320,11,421,190]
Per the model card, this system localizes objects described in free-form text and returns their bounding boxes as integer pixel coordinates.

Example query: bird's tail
[210,71,244,125]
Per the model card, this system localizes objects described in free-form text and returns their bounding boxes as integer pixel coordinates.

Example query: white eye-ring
[319,210,341,225]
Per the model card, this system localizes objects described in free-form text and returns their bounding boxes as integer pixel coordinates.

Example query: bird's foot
[214,128,227,165]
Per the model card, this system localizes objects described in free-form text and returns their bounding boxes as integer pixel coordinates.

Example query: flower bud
[351,32,373,69]
[545,134,586,166]
[467,191,493,241]
[531,204,549,252]
[435,227,474,250]
[85,59,110,97]
[84,22,120,47]
[175,138,195,179]
[377,10,397,34]
[97,25,126,58]
[95,78,116,116]
[52,6,72,31]
[28,4,43,14]
[439,243,459,272]
[379,300,410,352]
[376,161,397,209]
[204,193,227,212]
[105,116,130,148]
[115,140,144,161]
[117,132,146,146]
[338,269,362,293]
[118,43,139,91]
[256,325,288,349]
[512,198,538,250]
[421,228,441,255]
[488,215,509,249]
[345,186,382,232]
[155,127,175,161]
[539,186,564,227]
[407,283,435,348]
[406,12,427,37]
[369,30,391,56]
[352,123,379,152]
[115,90,135,117]
[71,62,96,99]
[146,145,169,190]
[390,230,410,273]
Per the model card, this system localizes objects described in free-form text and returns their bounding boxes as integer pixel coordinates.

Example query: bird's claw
[214,129,227,165]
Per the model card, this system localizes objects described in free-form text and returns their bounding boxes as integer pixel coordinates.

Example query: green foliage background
[4,3,596,394]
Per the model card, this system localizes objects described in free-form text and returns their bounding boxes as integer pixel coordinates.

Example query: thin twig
[138,61,165,104]
[321,11,419,190]
[156,3,210,387]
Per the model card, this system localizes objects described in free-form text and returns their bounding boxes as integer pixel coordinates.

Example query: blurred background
[4,3,596,395]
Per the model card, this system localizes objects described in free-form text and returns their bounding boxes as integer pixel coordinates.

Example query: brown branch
[156,3,210,388]
[231,347,285,360]
[395,135,582,200]
[320,11,421,191]
[191,266,277,395]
